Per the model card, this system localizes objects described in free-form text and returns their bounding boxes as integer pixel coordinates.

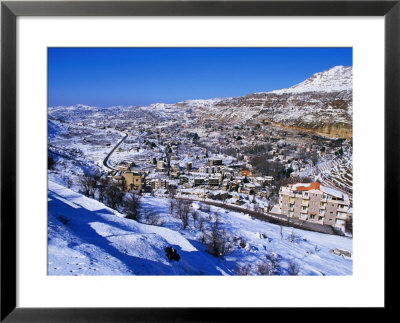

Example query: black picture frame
[1,0,399,321]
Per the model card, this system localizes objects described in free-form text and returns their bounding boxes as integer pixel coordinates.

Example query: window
[310,214,315,219]
[302,206,307,211]
[318,216,323,221]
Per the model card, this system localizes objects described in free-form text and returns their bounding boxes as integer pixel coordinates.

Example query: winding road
[103,132,129,171]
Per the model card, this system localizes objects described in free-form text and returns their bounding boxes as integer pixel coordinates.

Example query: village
[95,112,353,235]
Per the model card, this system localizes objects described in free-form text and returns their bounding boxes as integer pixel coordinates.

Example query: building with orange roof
[279,182,350,231]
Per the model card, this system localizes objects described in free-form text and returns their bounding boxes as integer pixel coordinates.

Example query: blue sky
[48,47,352,107]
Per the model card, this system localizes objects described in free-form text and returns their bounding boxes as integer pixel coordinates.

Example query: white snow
[48,180,352,276]
[269,66,352,94]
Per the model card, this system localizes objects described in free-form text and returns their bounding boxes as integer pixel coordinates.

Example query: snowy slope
[270,66,352,94]
[48,181,352,276]
[48,181,231,275]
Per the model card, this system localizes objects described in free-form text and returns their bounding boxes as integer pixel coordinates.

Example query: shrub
[266,253,280,273]
[257,253,280,275]
[141,210,163,226]
[288,230,301,243]
[257,262,273,275]
[287,259,300,275]
[236,263,251,276]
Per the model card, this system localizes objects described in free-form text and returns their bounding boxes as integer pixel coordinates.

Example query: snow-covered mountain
[172,66,353,138]
[48,65,353,139]
[269,66,352,94]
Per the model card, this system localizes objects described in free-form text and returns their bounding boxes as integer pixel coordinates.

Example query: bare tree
[66,177,73,189]
[266,200,274,215]
[191,210,199,228]
[79,173,96,197]
[176,200,191,229]
[204,213,232,257]
[96,178,108,203]
[198,216,205,231]
[105,184,123,209]
[169,198,177,217]
[167,186,176,198]
[124,192,141,220]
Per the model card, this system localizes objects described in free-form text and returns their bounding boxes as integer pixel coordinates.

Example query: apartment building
[208,158,223,166]
[279,182,350,231]
[121,172,145,191]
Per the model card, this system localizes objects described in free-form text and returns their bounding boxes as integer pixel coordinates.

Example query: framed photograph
[1,0,398,321]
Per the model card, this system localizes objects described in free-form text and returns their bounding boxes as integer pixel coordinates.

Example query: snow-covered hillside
[269,66,352,94]
[48,181,352,276]
[48,65,353,139]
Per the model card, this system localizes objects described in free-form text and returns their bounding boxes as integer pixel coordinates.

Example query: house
[209,177,219,186]
[156,160,165,170]
[194,178,205,186]
[279,182,350,231]
[149,178,162,190]
[117,161,134,172]
[208,158,223,166]
[121,172,145,191]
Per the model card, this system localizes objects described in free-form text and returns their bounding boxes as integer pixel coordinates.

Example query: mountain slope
[48,65,353,139]
[48,181,352,276]
[48,181,229,275]
[270,65,352,94]
[175,65,353,138]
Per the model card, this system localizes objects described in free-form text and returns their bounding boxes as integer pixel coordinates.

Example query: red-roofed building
[279,182,350,231]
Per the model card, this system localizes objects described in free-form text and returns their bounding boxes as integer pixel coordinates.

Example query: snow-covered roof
[320,185,348,200]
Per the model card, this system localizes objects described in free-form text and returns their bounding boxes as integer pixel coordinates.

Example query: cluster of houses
[109,155,351,231]
[100,111,352,233]
[111,157,273,195]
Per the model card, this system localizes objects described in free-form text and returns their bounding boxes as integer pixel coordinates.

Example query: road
[103,132,129,171]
